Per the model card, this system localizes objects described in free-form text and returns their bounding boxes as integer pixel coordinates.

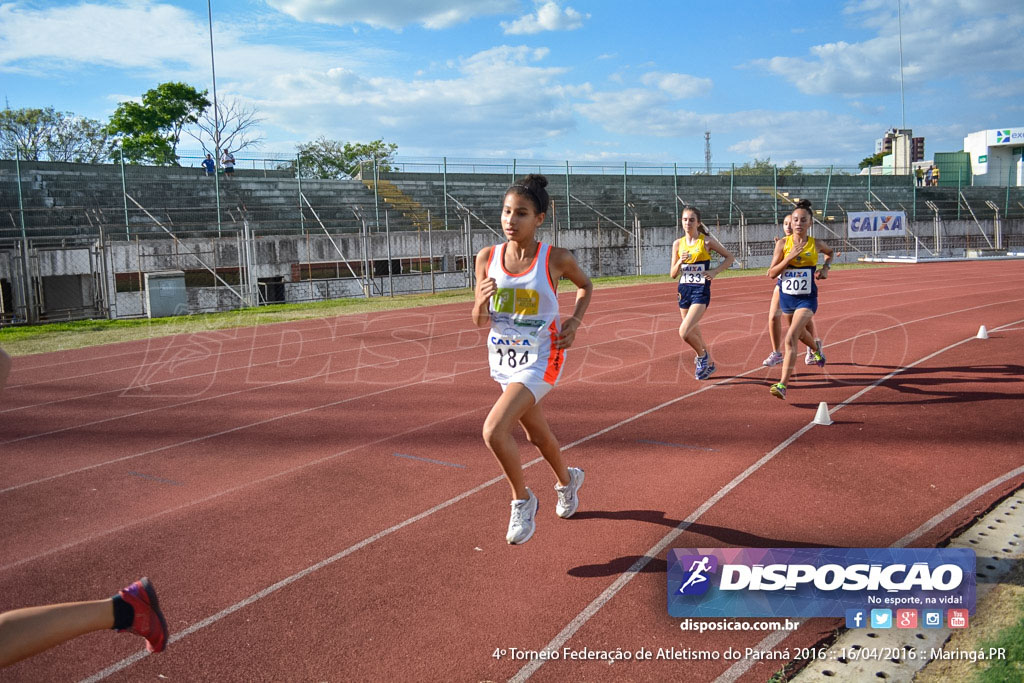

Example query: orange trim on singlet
[498,242,542,278]
[543,244,557,292]
[542,319,565,384]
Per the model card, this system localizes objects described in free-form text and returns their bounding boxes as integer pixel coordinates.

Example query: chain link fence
[2,152,1023,325]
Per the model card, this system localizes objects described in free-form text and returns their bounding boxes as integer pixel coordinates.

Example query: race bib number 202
[780,269,812,295]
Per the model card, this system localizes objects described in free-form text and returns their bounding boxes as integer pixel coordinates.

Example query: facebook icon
[845,609,867,629]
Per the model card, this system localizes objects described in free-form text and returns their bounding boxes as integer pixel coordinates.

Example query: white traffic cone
[977,325,989,340]
[813,401,833,426]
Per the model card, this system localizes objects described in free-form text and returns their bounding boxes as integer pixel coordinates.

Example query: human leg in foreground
[765,280,820,366]
[770,308,818,399]
[482,383,583,544]
[0,578,168,667]
[678,303,714,378]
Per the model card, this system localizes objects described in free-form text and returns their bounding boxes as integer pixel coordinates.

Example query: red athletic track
[1,260,1022,683]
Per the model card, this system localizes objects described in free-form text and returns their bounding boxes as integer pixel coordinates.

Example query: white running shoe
[763,351,783,367]
[555,467,585,519]
[506,489,538,544]
[806,339,823,365]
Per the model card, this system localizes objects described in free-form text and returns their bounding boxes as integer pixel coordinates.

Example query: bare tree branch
[186,97,264,155]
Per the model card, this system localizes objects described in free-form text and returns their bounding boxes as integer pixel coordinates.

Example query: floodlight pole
[897,0,906,129]
[208,0,222,237]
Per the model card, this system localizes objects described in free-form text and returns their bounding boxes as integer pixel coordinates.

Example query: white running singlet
[486,242,564,402]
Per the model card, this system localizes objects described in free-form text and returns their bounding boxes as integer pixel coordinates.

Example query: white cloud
[0,2,207,74]
[753,0,1024,96]
[723,110,880,165]
[575,88,706,138]
[501,1,589,34]
[640,72,712,99]
[575,78,880,165]
[249,45,576,154]
[266,0,516,30]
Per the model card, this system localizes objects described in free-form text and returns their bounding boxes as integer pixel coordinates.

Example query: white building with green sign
[964,127,1024,186]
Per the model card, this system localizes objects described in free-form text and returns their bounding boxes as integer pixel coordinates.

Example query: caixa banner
[667,548,975,618]
[848,211,907,237]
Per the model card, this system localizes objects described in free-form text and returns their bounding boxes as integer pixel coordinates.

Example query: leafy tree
[107,82,210,165]
[186,97,264,157]
[858,151,886,169]
[0,107,111,162]
[721,157,803,176]
[281,137,398,179]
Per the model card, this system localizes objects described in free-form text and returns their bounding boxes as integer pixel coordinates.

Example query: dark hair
[506,174,549,214]
[792,198,813,218]
[681,205,709,236]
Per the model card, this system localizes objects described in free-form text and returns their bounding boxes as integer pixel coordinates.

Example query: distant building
[963,127,1024,187]
[875,128,925,162]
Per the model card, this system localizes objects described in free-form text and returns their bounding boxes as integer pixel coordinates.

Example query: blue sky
[1,0,1022,167]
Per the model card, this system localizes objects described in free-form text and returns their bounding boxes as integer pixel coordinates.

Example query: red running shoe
[118,577,168,653]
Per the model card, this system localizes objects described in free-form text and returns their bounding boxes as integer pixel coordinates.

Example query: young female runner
[669,206,735,380]
[766,199,833,399]
[471,174,593,545]
[762,214,822,367]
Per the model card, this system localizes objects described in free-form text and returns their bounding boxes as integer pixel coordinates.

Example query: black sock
[111,595,135,630]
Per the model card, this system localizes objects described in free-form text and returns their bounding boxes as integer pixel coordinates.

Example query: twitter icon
[870,609,892,629]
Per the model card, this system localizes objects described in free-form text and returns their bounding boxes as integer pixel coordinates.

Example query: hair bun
[795,198,813,210]
[522,173,548,190]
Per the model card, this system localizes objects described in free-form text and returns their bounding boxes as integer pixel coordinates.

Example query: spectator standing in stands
[932,165,940,186]
[915,166,924,186]
[201,154,216,177]
[221,150,235,179]
[925,165,933,186]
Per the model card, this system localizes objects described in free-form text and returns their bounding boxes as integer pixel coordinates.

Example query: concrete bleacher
[3,161,1022,244]
[0,161,408,241]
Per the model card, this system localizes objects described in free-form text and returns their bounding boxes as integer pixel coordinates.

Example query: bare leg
[768,289,783,353]
[0,599,113,667]
[519,402,570,486]
[482,383,539,500]
[678,304,709,359]
[780,308,816,386]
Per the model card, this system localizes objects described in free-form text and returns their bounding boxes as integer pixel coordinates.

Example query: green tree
[107,82,210,165]
[282,137,398,179]
[721,157,803,176]
[858,151,886,169]
[0,107,111,162]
